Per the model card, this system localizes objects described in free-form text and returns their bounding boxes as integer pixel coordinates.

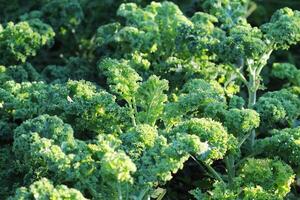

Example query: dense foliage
[0,0,300,199]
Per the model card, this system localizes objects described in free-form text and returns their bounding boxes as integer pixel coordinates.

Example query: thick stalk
[203,161,224,183]
[234,65,259,151]
[225,155,235,188]
[190,155,215,179]
[137,187,150,200]
[129,104,137,127]
[249,130,256,151]
[128,98,138,127]
[247,71,257,150]
[238,132,253,148]
[234,69,248,86]
[132,97,139,124]
[117,183,123,200]
[125,183,129,200]
[191,155,224,183]
[247,72,257,108]
[248,50,273,150]
[246,2,257,18]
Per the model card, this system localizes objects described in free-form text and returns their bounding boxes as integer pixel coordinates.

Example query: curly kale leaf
[136,75,169,126]
[202,0,250,29]
[41,0,83,32]
[0,63,41,85]
[8,178,87,200]
[41,57,95,84]
[224,108,260,137]
[272,63,300,86]
[98,58,142,103]
[115,1,192,57]
[193,158,294,200]
[0,19,55,64]
[238,158,294,198]
[13,115,75,179]
[255,89,300,130]
[0,145,22,198]
[13,115,136,199]
[163,79,226,127]
[255,127,300,167]
[168,118,235,163]
[0,80,125,139]
[215,23,268,65]
[261,7,300,50]
[121,124,158,159]
[135,134,208,188]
